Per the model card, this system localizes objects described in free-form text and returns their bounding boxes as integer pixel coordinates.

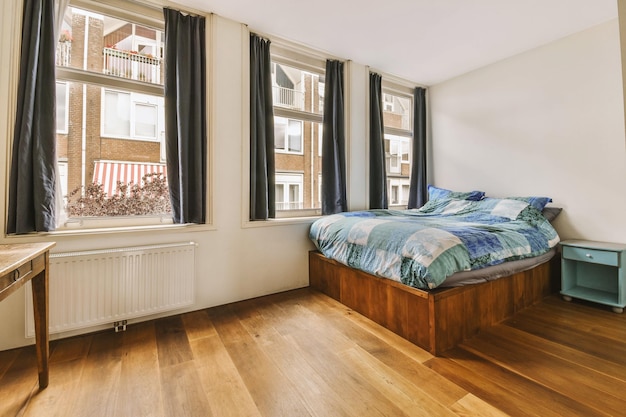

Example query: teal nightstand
[560,240,626,313]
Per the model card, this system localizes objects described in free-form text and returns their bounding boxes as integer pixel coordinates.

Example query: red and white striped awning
[93,160,167,196]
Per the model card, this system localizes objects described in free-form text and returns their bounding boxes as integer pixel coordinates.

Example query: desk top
[0,242,56,277]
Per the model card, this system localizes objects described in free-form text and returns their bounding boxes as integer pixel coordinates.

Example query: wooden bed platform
[309,250,559,356]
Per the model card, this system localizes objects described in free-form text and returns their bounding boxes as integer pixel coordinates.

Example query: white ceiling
[174,0,618,85]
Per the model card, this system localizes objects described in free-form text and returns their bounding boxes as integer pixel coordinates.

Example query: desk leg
[31,264,49,389]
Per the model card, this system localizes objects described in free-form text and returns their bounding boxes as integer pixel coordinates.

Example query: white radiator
[25,242,196,337]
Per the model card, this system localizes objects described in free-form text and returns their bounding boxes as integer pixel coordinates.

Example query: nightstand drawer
[562,246,619,267]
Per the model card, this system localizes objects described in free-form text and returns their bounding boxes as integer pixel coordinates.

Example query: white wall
[430,19,626,241]
[2,4,620,351]
[0,11,372,350]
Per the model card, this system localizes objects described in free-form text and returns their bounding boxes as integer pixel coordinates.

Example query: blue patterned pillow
[507,196,553,211]
[427,184,484,201]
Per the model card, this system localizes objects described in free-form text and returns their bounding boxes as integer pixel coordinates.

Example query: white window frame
[274,116,304,154]
[275,173,304,211]
[382,83,413,209]
[383,93,394,112]
[101,89,161,141]
[57,160,69,201]
[133,101,159,140]
[56,82,69,134]
[270,46,326,218]
[388,178,411,206]
[54,0,174,231]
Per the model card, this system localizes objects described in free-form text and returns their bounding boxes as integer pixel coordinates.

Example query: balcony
[103,47,161,84]
[273,86,304,111]
[56,41,71,67]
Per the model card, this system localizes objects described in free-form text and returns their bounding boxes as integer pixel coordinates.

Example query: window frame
[381,83,413,209]
[100,88,161,141]
[54,0,171,230]
[274,116,304,155]
[270,47,326,219]
[56,81,70,134]
[275,172,304,210]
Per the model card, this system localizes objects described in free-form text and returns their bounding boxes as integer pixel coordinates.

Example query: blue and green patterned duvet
[309,198,560,290]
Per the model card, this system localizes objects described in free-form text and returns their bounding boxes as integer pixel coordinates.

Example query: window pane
[274,117,286,150]
[58,7,164,85]
[401,140,410,162]
[134,103,157,138]
[402,184,410,205]
[272,63,323,115]
[56,82,67,132]
[288,120,302,152]
[275,174,303,210]
[382,93,412,131]
[271,55,324,213]
[289,184,299,203]
[275,184,285,203]
[103,90,131,137]
[56,5,169,221]
[391,186,399,205]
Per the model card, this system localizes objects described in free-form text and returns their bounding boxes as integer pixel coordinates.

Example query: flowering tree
[66,172,171,217]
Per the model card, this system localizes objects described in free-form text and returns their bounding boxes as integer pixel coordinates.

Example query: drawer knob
[585,253,593,258]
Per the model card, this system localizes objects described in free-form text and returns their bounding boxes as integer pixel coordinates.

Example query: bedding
[309,197,560,290]
[427,184,485,201]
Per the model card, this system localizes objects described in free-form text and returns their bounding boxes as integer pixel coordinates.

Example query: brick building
[57,7,410,213]
[56,8,165,202]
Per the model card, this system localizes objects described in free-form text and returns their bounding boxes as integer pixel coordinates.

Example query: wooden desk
[0,242,55,389]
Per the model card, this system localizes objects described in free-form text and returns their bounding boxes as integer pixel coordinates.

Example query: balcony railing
[273,86,304,111]
[103,47,161,84]
[56,41,71,67]
[276,201,304,210]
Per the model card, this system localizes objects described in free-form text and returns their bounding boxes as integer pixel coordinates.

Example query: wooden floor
[1,288,626,417]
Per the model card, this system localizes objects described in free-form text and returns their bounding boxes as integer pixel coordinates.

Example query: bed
[308,188,561,355]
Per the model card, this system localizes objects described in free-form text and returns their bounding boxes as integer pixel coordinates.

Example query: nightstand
[560,240,626,313]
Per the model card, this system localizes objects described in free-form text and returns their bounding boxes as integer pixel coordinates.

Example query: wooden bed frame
[309,250,560,356]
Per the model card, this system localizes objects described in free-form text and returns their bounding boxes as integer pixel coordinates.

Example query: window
[382,88,413,208]
[389,178,411,206]
[274,117,303,153]
[55,2,169,224]
[275,173,304,210]
[102,90,161,140]
[271,52,325,216]
[383,93,394,112]
[56,82,69,133]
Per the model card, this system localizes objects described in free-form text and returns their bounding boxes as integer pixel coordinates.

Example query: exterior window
[389,178,410,206]
[55,3,169,223]
[103,90,131,137]
[57,161,68,201]
[275,173,304,210]
[383,93,394,112]
[271,54,325,216]
[134,102,158,138]
[382,89,413,208]
[102,90,161,140]
[274,117,303,153]
[56,82,68,133]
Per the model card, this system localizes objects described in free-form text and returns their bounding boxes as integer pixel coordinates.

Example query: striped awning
[93,160,167,196]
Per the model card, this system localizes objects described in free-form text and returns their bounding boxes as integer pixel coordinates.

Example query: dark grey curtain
[321,60,347,215]
[163,8,206,224]
[7,0,57,234]
[369,72,387,209]
[408,87,427,209]
[249,34,275,220]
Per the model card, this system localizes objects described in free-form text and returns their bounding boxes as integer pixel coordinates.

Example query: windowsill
[242,215,320,229]
[3,220,217,240]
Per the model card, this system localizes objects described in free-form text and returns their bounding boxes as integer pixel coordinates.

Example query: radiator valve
[113,320,128,332]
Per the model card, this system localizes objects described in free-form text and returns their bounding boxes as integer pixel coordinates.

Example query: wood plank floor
[1,288,625,417]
